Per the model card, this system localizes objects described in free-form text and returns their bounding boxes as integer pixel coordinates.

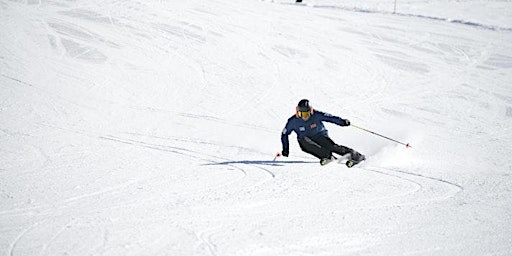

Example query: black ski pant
[298,134,360,160]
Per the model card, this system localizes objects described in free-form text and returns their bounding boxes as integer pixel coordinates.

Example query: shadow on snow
[203,160,317,167]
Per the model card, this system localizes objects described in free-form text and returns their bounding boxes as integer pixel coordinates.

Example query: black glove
[282,148,289,157]
[342,119,350,126]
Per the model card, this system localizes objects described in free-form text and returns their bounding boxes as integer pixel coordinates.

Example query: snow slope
[1,0,512,255]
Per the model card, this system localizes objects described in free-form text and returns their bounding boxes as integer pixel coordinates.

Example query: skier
[280,99,365,167]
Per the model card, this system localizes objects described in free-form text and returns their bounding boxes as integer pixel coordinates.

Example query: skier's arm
[280,121,293,156]
[318,111,350,126]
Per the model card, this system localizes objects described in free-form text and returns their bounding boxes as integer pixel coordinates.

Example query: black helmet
[297,99,311,112]
[296,99,313,119]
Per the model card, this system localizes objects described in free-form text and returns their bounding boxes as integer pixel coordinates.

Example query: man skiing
[280,99,365,167]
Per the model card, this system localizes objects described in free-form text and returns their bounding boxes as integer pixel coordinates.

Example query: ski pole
[273,152,281,161]
[352,124,411,148]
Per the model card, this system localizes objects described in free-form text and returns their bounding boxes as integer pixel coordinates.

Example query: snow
[1,0,511,255]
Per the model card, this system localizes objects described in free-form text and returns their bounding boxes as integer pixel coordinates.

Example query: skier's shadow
[204,160,316,167]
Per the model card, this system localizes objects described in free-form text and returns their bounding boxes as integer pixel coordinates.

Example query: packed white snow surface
[1,0,511,255]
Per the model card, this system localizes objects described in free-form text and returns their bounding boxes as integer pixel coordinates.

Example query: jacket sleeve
[317,111,346,126]
[281,119,293,150]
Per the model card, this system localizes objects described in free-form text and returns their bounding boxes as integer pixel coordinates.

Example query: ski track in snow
[99,133,277,181]
[361,166,463,206]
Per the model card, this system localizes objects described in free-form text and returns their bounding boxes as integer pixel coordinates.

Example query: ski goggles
[297,110,311,118]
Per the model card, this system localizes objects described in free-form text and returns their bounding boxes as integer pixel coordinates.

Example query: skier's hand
[282,148,289,157]
[342,119,350,126]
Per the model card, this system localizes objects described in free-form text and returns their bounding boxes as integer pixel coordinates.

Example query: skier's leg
[298,137,332,160]
[312,134,346,154]
[314,134,365,161]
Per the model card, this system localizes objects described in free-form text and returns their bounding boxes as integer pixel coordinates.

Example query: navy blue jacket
[281,110,347,150]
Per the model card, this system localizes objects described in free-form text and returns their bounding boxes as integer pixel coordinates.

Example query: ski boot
[320,156,335,166]
[346,153,366,168]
